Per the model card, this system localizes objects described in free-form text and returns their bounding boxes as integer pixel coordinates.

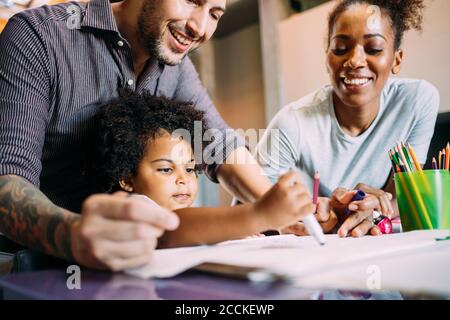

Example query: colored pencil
[438,151,442,169]
[407,143,422,171]
[432,157,438,170]
[402,142,414,171]
[397,143,411,173]
[446,143,449,170]
[442,150,446,170]
[389,150,400,173]
[313,171,319,205]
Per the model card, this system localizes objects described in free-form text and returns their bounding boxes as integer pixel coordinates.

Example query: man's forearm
[216,147,272,203]
[0,175,79,261]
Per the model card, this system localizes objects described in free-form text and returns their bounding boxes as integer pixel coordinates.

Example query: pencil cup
[394,170,450,231]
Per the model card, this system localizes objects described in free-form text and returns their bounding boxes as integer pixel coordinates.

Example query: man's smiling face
[138,0,226,66]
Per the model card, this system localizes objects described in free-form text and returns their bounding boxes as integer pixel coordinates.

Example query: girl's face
[125,130,198,211]
[326,3,403,109]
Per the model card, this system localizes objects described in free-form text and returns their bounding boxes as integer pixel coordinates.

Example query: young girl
[256,0,439,237]
[90,91,335,248]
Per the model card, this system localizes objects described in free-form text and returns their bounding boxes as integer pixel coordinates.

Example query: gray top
[256,78,439,197]
[0,0,242,212]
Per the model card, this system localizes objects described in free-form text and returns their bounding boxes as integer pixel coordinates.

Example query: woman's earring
[119,179,134,193]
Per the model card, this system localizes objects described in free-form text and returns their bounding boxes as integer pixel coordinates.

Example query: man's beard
[137,1,187,66]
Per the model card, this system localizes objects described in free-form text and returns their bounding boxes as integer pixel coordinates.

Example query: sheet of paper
[126,234,317,278]
[208,230,450,278]
[295,240,450,296]
[125,230,450,291]
[125,244,251,279]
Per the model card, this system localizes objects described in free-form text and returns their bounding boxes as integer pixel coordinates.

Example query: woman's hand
[355,183,394,218]
[331,187,387,238]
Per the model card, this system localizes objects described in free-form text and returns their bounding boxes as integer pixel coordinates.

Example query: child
[89,91,331,248]
[256,0,439,237]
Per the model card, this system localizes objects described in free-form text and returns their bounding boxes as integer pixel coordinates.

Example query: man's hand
[71,192,179,271]
[254,171,316,230]
[280,197,338,235]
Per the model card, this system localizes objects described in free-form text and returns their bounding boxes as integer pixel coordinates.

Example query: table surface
[0,268,430,300]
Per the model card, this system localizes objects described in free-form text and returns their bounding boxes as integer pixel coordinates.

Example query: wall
[214,24,266,206]
[193,24,266,206]
[279,0,450,112]
[213,24,266,132]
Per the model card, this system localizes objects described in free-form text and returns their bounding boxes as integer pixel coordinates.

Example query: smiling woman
[256,0,440,238]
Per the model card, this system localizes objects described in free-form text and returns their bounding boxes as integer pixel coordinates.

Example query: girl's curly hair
[327,0,426,50]
[88,90,207,193]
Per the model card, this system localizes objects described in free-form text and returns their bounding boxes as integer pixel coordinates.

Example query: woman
[256,0,439,237]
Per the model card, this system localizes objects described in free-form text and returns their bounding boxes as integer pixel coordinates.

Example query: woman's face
[125,131,198,211]
[326,3,403,109]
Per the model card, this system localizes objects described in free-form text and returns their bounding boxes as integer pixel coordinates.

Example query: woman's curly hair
[327,0,426,50]
[88,90,207,193]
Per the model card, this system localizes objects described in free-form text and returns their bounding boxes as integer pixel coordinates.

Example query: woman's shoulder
[277,85,333,119]
[287,85,333,110]
[384,78,440,111]
[267,85,333,138]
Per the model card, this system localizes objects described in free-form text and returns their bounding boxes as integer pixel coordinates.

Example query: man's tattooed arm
[0,175,80,261]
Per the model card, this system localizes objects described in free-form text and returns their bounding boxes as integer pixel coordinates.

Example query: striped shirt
[0,0,242,212]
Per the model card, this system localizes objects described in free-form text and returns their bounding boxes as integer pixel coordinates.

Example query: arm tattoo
[0,175,79,261]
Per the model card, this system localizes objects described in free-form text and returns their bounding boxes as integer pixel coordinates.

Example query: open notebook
[125,230,450,296]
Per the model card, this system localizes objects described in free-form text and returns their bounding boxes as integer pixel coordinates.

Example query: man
[0,0,302,271]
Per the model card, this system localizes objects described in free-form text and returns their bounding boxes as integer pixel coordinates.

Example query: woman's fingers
[338,207,373,237]
[370,225,382,236]
[351,219,374,238]
[330,188,357,208]
[355,184,394,218]
[348,195,380,212]
[315,197,338,233]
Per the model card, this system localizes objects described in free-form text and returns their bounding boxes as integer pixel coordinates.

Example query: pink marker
[373,211,393,234]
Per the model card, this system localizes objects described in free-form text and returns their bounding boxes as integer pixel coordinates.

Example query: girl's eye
[157,168,173,174]
[186,168,195,174]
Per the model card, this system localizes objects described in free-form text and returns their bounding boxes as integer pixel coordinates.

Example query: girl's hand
[254,171,315,230]
[280,197,338,235]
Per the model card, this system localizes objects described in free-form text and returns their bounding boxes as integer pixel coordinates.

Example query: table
[0,268,428,300]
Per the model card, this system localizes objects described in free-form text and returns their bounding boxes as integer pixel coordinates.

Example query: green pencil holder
[394,170,450,231]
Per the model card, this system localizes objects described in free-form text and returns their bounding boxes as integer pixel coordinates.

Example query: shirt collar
[80,0,119,33]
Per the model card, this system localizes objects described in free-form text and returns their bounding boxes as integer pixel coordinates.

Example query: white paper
[125,230,450,295]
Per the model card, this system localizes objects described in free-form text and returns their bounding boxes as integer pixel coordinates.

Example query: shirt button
[117,40,124,47]
[127,79,134,86]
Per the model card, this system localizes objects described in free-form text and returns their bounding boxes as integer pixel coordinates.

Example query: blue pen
[344,190,393,234]
[344,190,366,215]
